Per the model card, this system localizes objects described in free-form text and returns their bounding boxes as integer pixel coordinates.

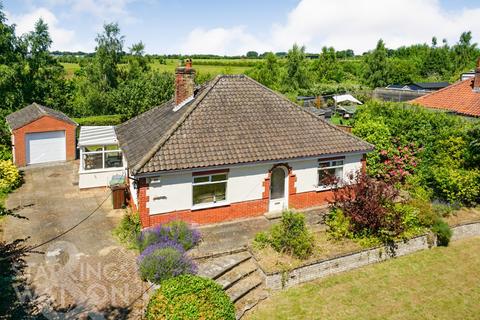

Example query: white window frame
[191,172,229,210]
[80,145,124,172]
[317,159,344,190]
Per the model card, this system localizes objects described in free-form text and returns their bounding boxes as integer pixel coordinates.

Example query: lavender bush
[137,220,201,252]
[137,241,197,284]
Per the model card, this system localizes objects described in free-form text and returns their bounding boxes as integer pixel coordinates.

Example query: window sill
[79,167,126,174]
[191,201,230,211]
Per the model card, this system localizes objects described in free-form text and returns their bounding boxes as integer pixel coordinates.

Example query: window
[318,159,344,188]
[192,173,227,206]
[82,145,123,171]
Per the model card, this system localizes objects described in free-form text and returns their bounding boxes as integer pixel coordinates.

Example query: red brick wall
[12,115,77,167]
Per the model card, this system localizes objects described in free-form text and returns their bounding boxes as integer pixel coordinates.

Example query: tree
[246,51,258,58]
[94,22,124,89]
[364,39,389,88]
[452,31,477,72]
[312,46,343,83]
[22,19,68,110]
[126,41,149,78]
[283,44,310,91]
[422,37,451,78]
[246,52,281,90]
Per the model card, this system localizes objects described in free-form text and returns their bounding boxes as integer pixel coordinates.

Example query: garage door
[26,131,66,165]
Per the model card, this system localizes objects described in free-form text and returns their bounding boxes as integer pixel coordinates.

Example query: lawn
[248,237,480,320]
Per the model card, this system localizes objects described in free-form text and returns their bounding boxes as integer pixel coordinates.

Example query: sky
[3,0,480,55]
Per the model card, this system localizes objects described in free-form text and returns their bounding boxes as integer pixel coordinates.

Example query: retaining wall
[264,222,480,290]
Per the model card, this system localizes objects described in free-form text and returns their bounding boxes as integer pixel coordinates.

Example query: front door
[269,166,288,212]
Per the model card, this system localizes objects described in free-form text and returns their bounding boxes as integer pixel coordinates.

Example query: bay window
[192,173,227,206]
[318,159,344,189]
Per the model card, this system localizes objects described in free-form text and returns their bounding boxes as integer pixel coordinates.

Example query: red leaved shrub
[331,172,404,238]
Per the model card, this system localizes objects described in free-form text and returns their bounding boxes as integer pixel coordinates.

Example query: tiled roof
[117,75,374,174]
[6,103,77,130]
[411,78,480,117]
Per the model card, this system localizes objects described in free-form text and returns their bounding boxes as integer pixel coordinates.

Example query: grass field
[60,59,253,78]
[248,237,480,320]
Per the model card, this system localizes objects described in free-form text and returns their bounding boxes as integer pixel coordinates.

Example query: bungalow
[115,61,373,228]
[411,59,480,118]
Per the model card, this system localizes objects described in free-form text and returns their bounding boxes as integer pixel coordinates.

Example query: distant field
[60,58,254,78]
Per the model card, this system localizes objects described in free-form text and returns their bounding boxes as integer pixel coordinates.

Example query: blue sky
[3,0,480,55]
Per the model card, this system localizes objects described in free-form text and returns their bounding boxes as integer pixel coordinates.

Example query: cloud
[7,7,78,51]
[180,0,480,55]
[180,26,272,56]
[70,0,137,23]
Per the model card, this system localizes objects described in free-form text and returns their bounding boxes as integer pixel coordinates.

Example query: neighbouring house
[115,62,374,228]
[6,103,77,167]
[78,126,126,189]
[411,60,480,118]
[374,82,450,102]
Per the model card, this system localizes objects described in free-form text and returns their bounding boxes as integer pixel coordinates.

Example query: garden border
[260,221,480,290]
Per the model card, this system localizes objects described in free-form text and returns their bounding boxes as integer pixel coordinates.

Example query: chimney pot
[175,59,195,106]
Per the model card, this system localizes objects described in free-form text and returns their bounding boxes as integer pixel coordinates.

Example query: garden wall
[264,222,480,290]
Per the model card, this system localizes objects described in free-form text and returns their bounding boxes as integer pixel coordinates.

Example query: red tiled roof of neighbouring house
[410,57,480,119]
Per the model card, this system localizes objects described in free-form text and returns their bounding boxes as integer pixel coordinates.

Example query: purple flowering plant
[137,241,197,284]
[137,220,201,252]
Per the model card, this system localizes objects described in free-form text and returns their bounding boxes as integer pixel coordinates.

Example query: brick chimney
[474,57,480,93]
[175,59,196,105]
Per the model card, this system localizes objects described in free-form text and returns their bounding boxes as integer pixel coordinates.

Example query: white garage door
[26,131,66,165]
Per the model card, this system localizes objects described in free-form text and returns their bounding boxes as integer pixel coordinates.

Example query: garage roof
[78,126,118,147]
[6,103,77,130]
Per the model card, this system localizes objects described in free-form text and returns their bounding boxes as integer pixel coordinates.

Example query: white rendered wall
[146,154,364,215]
[79,168,125,189]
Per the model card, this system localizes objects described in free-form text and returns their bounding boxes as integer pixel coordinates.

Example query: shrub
[332,172,404,239]
[325,208,353,240]
[0,160,20,193]
[73,114,125,126]
[137,242,196,284]
[431,219,452,246]
[145,275,235,320]
[137,220,201,252]
[113,211,141,248]
[431,167,480,205]
[254,210,314,259]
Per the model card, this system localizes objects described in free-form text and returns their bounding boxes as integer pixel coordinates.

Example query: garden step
[226,270,264,303]
[235,284,269,320]
[196,251,252,280]
[216,259,259,290]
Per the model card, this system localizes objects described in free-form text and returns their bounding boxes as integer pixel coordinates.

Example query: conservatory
[78,126,126,189]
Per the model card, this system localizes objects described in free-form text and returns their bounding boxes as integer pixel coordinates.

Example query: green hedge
[73,114,125,126]
[146,275,235,320]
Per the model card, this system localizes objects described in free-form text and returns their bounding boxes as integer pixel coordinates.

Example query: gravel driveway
[3,161,147,319]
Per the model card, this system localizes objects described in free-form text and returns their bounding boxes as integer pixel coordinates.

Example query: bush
[0,160,20,193]
[137,242,196,284]
[73,114,125,126]
[137,220,201,252]
[332,172,404,239]
[431,219,452,246]
[254,210,314,259]
[145,275,235,320]
[325,208,353,240]
[113,211,141,248]
[431,167,480,205]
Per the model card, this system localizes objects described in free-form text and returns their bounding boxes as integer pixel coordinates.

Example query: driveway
[3,161,147,319]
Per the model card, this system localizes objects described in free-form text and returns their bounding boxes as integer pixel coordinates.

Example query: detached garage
[6,103,77,167]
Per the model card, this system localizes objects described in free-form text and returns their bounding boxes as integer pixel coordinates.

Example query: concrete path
[190,206,328,258]
[3,161,147,319]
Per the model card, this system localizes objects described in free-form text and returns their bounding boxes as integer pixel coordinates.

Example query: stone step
[226,270,264,303]
[196,251,251,280]
[216,259,259,290]
[235,284,269,320]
